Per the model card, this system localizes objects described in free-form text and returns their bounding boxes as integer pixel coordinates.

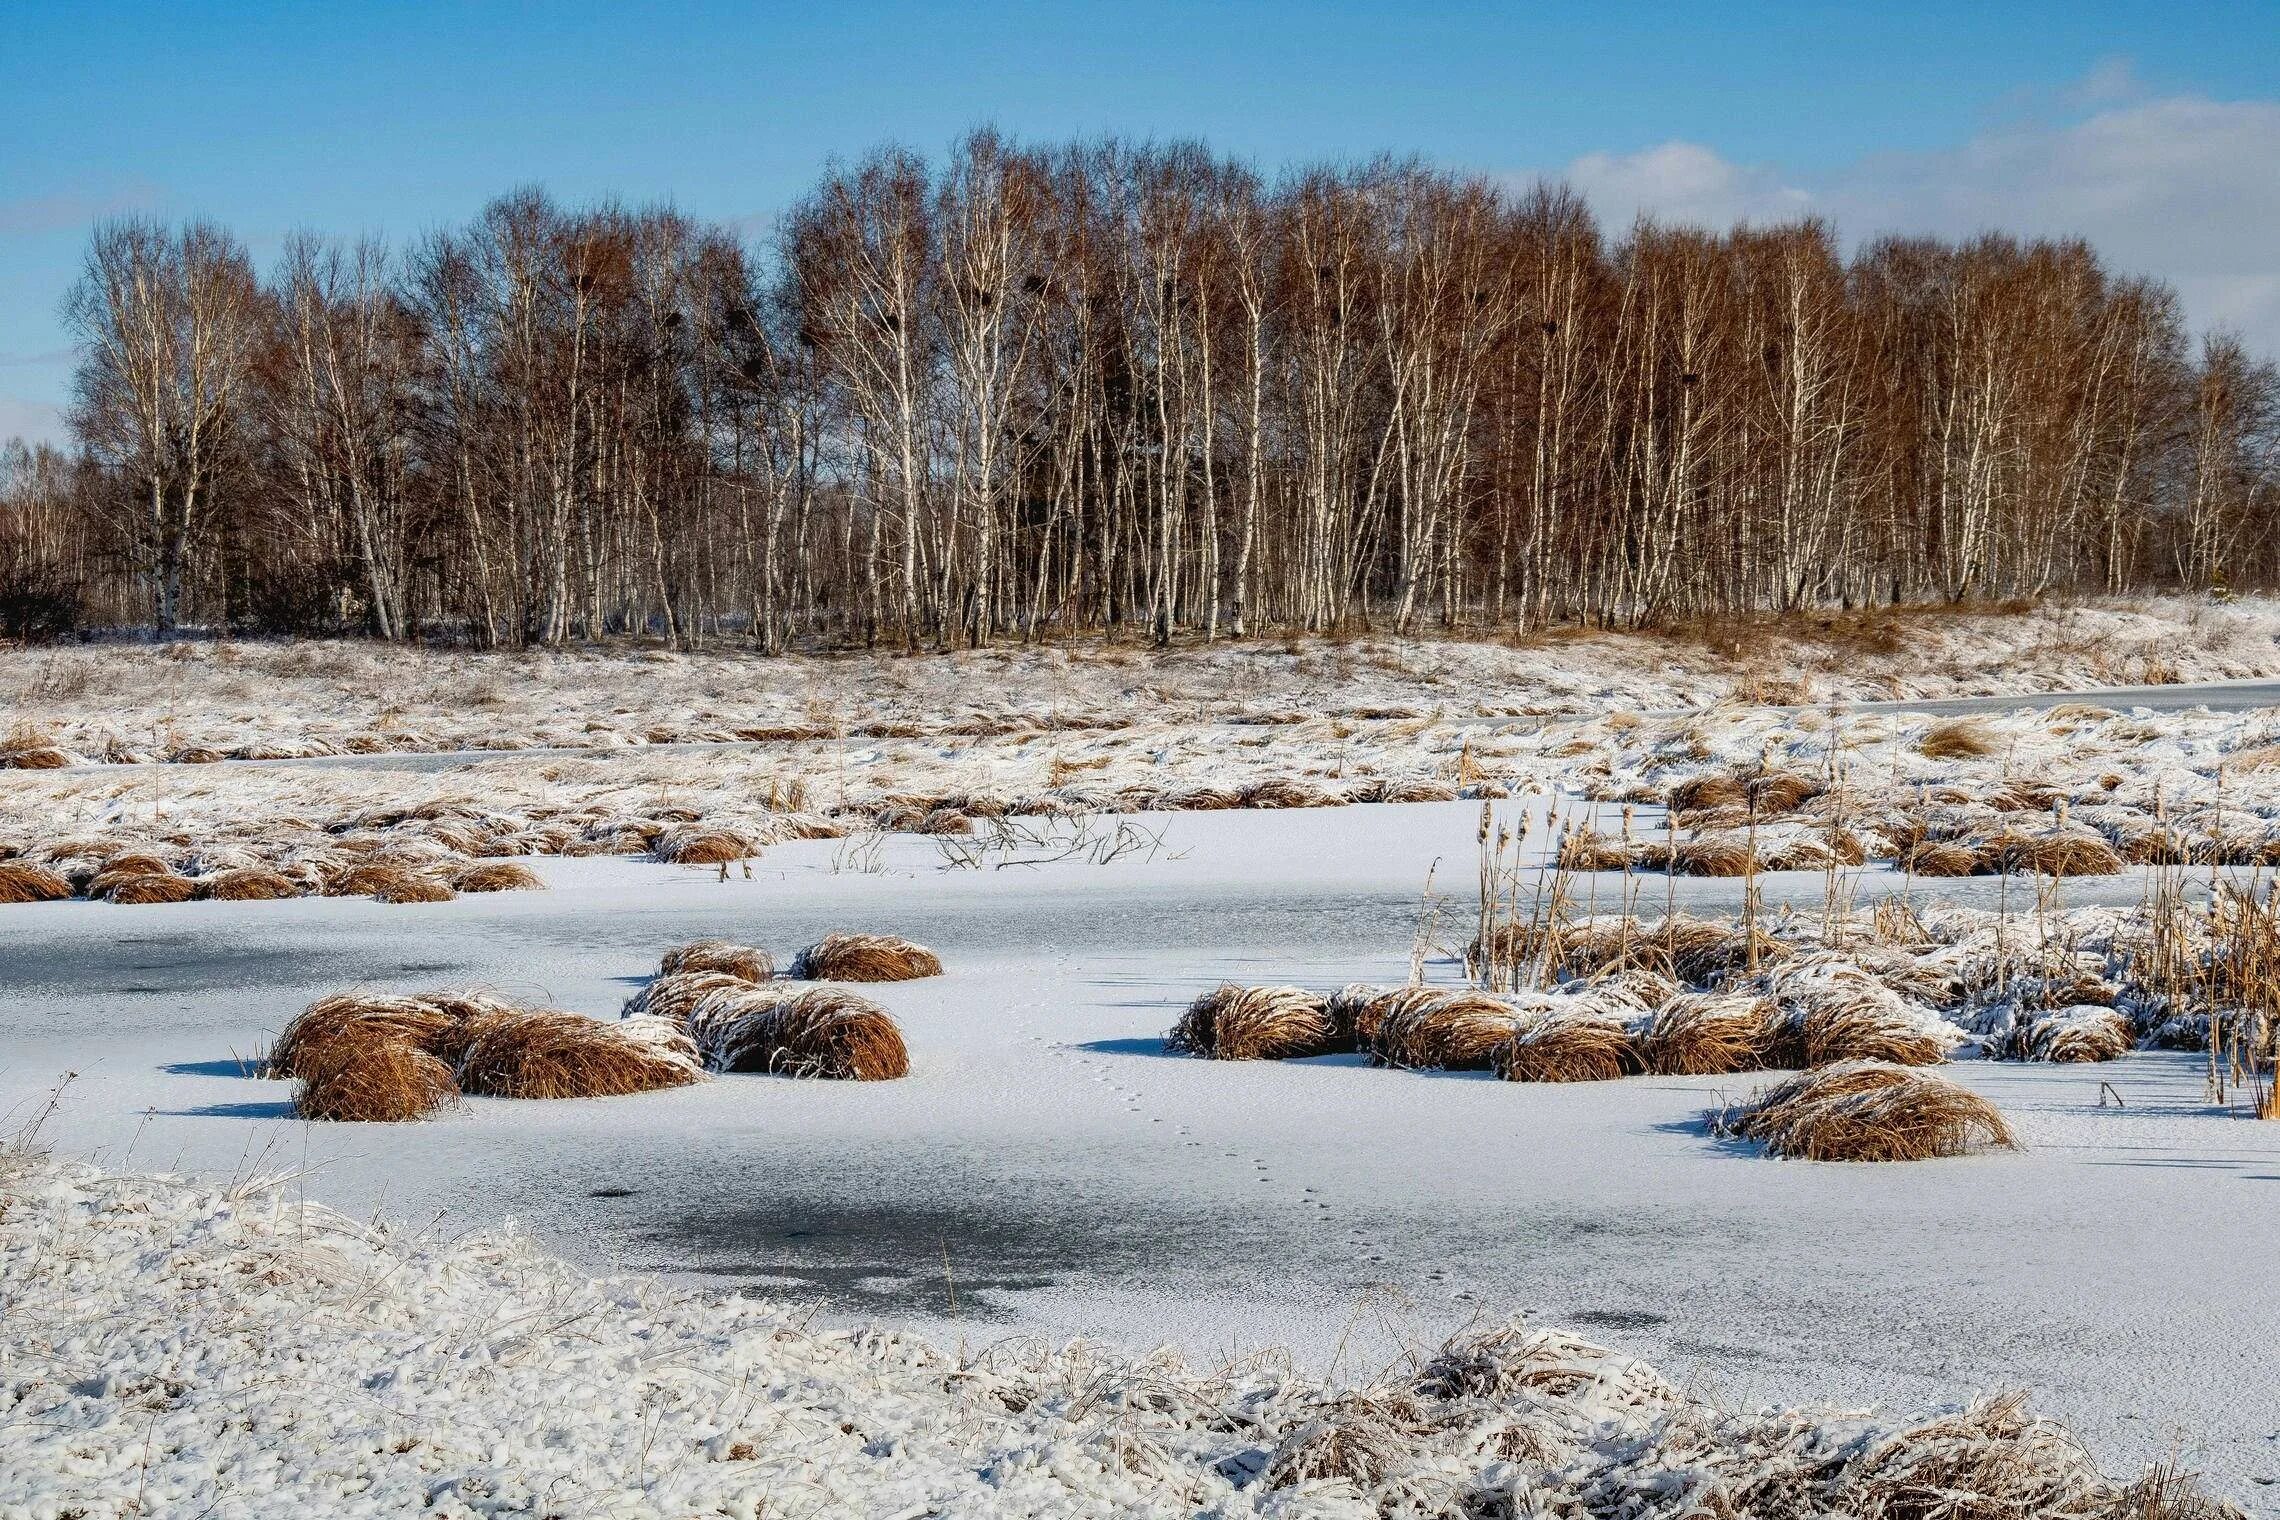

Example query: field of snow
[9,604,2280,1512]
[4,803,2276,1510]
[8,594,2280,767]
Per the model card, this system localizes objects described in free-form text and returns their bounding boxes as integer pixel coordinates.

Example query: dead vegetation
[791,932,943,982]
[1715,1061,2017,1162]
[293,1037,459,1122]
[457,1009,703,1099]
[1638,992,1776,1075]
[658,939,775,982]
[1167,984,1341,1061]
[685,985,910,1080]
[0,862,74,904]
[1493,1007,1639,1083]
[1371,989,1518,1071]
[449,860,545,893]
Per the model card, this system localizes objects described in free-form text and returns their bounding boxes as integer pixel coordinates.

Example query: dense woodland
[2,132,2277,647]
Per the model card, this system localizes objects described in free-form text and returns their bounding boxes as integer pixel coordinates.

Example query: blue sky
[6,1,2278,443]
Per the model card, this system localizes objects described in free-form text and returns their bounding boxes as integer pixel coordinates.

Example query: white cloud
[1546,85,2280,355]
[1559,142,1812,232]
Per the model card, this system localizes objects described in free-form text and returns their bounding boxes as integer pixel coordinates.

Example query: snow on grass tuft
[1714,1060,2017,1162]
[791,931,943,982]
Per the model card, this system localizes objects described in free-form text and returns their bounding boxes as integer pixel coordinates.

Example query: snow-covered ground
[4,804,2275,1509]
[10,594,2280,766]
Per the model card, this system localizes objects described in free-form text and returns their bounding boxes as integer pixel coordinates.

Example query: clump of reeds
[653,826,757,865]
[1669,834,1758,878]
[1990,830,2126,878]
[2008,1006,2133,1063]
[1324,983,1447,1052]
[0,745,70,769]
[450,860,545,893]
[371,872,456,903]
[1167,984,1340,1061]
[268,992,458,1078]
[458,1009,704,1098]
[1790,982,1956,1067]
[1557,831,1633,872]
[1918,718,1997,759]
[1371,989,1517,1071]
[93,870,199,904]
[1713,1060,2016,1161]
[326,862,455,902]
[659,938,774,981]
[1902,839,1982,877]
[293,1035,459,1122]
[1493,1005,1639,1083]
[622,970,755,1025]
[1639,992,1776,1075]
[201,868,302,901]
[686,985,909,1079]
[0,861,74,903]
[791,931,943,982]
[1241,777,1340,809]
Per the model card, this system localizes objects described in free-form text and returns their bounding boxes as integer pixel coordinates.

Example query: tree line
[3,131,2276,646]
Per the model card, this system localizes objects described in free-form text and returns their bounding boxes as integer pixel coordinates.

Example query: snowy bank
[0,1153,2237,1518]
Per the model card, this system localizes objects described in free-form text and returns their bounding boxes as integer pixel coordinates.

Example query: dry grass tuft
[93,870,199,904]
[1715,1060,2016,1161]
[687,985,909,1079]
[1493,1006,1640,1083]
[791,931,943,982]
[1167,984,1340,1061]
[1918,717,1997,759]
[1789,983,1955,1067]
[622,970,755,1025]
[2009,1006,2133,1063]
[0,861,74,904]
[1372,989,1517,1071]
[658,938,774,982]
[1557,830,1633,872]
[1669,834,1758,877]
[450,860,545,893]
[293,1036,459,1122]
[200,867,302,901]
[1241,776,1341,809]
[326,862,454,901]
[268,993,457,1078]
[458,1010,703,1098]
[1640,993,1776,1075]
[1992,830,2126,878]
[1902,840,1982,878]
[1669,773,1747,814]
[0,745,70,769]
[1324,983,1446,1052]
[653,826,757,865]
[371,872,456,903]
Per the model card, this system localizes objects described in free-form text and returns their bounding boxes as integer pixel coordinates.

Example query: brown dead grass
[268,993,458,1078]
[0,861,74,903]
[622,970,755,1025]
[201,867,302,901]
[450,860,545,893]
[94,871,199,904]
[1493,1008,1640,1083]
[1918,718,1997,760]
[1669,834,1758,878]
[1325,984,1447,1052]
[1639,993,1776,1075]
[687,985,909,1079]
[792,931,943,982]
[2009,1007,2133,1063]
[1715,1060,2015,1161]
[458,1010,703,1098]
[0,746,70,769]
[653,826,757,864]
[1902,840,1982,878]
[658,939,774,982]
[293,1036,459,1122]
[1796,989,1953,1067]
[1371,990,1517,1071]
[1167,984,1340,1060]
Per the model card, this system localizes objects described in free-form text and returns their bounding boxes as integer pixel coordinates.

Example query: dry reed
[1715,1060,2016,1161]
[1639,993,1777,1075]
[200,867,302,900]
[687,985,909,1079]
[791,931,943,981]
[457,1010,703,1098]
[1493,1006,1640,1083]
[0,862,73,903]
[2009,1007,2134,1063]
[1167,984,1341,1061]
[653,826,757,865]
[451,860,545,893]
[292,1037,459,1122]
[622,970,755,1025]
[658,938,775,981]
[1371,990,1517,1071]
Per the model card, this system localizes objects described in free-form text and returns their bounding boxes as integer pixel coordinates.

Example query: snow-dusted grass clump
[0,1155,2233,1518]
